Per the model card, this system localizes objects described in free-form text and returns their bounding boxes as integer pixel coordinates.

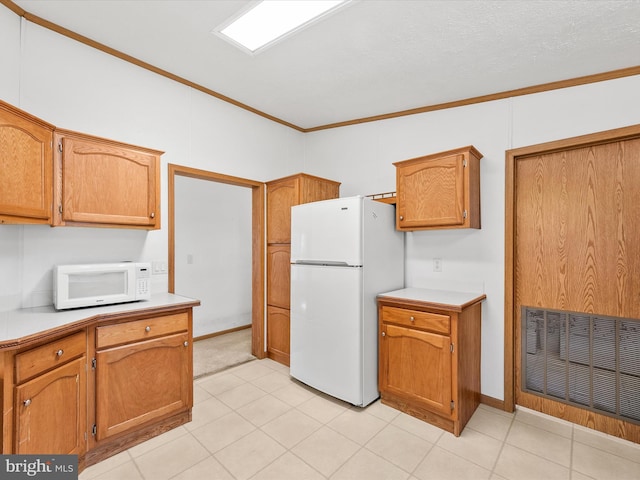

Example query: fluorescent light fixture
[217,0,349,54]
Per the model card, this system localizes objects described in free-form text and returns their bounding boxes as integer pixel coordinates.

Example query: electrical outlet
[433,257,442,272]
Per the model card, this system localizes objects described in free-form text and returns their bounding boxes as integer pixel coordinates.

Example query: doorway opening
[168,164,265,365]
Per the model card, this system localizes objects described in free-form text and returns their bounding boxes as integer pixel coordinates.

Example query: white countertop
[378,287,486,310]
[0,293,200,348]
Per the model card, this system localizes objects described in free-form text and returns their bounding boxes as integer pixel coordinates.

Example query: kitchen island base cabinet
[378,289,485,436]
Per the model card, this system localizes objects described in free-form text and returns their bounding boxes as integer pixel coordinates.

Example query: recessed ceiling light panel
[215,0,350,54]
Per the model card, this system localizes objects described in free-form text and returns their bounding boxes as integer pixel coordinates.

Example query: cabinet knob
[399,215,404,221]
[183,341,189,347]
[150,212,155,219]
[381,332,386,337]
[145,326,151,332]
[56,349,64,357]
[410,316,415,322]
[23,399,31,407]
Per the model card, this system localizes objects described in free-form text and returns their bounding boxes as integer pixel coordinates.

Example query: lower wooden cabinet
[14,355,86,455]
[0,301,197,473]
[89,310,193,461]
[378,289,485,436]
[266,305,290,366]
[95,331,191,440]
[381,324,452,418]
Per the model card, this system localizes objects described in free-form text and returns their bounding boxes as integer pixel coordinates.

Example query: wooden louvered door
[510,128,640,443]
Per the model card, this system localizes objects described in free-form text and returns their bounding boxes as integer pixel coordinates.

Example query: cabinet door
[267,305,290,366]
[299,176,340,204]
[267,245,291,308]
[396,153,465,229]
[15,357,87,455]
[380,324,452,417]
[95,332,190,440]
[0,103,53,224]
[266,179,298,243]
[59,136,159,228]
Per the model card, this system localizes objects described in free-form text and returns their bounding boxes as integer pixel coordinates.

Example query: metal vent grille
[523,307,640,423]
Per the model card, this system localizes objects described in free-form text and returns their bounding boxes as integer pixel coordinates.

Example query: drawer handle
[183,341,189,347]
[23,399,31,407]
[145,326,151,332]
[410,316,415,322]
[56,349,64,357]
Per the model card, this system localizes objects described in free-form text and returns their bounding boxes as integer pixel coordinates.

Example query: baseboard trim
[194,324,251,342]
[481,394,508,412]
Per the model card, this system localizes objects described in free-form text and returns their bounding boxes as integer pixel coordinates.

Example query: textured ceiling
[10,0,640,130]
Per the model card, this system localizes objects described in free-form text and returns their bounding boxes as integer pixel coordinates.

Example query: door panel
[96,332,190,440]
[15,357,86,455]
[516,140,640,319]
[380,324,452,417]
[512,133,640,441]
[267,245,291,308]
[61,137,158,227]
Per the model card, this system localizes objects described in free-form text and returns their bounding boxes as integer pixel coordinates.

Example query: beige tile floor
[80,358,640,480]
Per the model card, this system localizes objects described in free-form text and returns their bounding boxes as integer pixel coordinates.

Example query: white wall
[174,177,252,337]
[303,76,640,401]
[0,13,305,311]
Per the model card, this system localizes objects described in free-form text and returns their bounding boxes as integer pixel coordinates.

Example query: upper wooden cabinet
[0,100,162,229]
[54,129,162,229]
[266,173,340,244]
[0,100,54,224]
[394,146,482,231]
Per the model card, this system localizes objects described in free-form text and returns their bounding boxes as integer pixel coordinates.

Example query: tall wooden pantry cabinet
[266,174,340,365]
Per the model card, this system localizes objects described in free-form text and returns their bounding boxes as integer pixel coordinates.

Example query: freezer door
[290,264,365,405]
[291,196,363,266]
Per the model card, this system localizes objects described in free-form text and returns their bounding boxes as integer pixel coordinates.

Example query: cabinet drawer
[96,312,188,349]
[15,331,85,383]
[381,306,450,334]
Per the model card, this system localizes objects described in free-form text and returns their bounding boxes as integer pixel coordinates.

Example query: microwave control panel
[135,264,151,299]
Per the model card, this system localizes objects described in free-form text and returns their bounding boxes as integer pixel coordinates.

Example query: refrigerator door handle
[292,260,352,267]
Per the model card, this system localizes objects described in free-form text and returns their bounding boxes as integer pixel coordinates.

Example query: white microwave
[53,262,151,310]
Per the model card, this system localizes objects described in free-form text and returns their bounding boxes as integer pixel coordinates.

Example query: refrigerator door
[291,196,363,266]
[290,263,365,405]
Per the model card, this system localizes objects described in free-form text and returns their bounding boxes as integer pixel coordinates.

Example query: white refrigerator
[289,195,404,406]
